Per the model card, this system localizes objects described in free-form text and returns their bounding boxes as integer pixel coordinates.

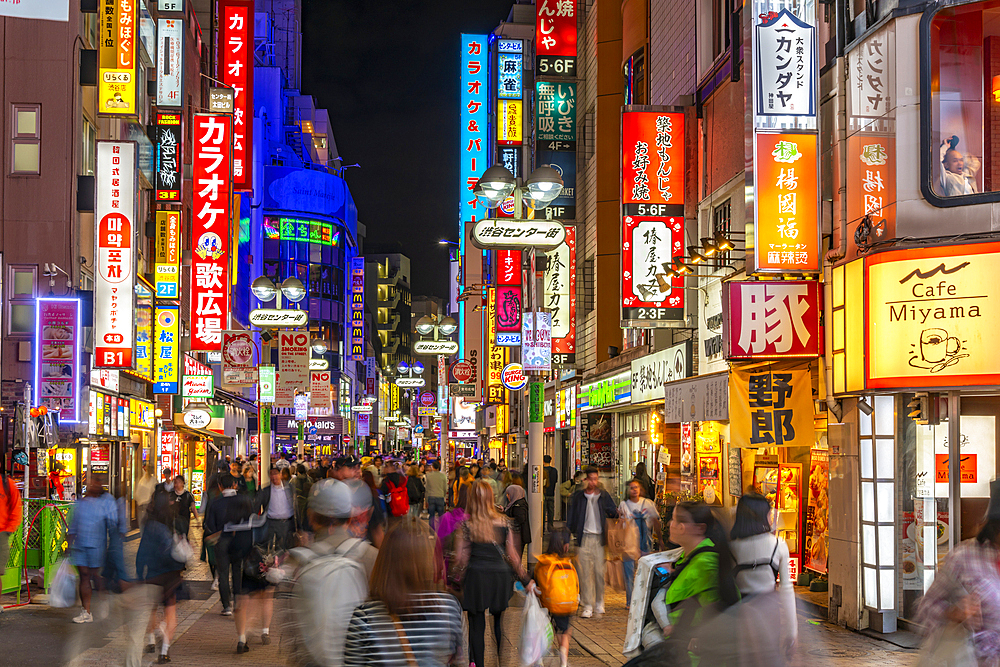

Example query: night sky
[301,0,515,300]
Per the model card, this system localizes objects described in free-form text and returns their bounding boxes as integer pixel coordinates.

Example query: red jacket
[0,476,22,533]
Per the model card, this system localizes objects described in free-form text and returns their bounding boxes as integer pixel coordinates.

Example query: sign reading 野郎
[729,367,814,447]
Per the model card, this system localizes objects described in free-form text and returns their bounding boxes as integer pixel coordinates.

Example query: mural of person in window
[940,135,981,196]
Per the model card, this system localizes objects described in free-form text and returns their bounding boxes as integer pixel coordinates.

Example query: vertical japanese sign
[545,226,576,365]
[754,10,816,117]
[35,298,81,423]
[536,82,576,149]
[522,312,553,372]
[95,141,136,368]
[486,288,508,404]
[536,0,577,77]
[459,34,488,248]
[99,0,137,116]
[729,367,814,447]
[278,331,309,409]
[620,108,685,326]
[754,133,820,272]
[154,113,183,201]
[154,210,181,298]
[498,147,521,179]
[218,0,253,190]
[156,18,184,107]
[350,257,365,361]
[462,220,483,402]
[497,40,523,99]
[258,365,276,403]
[190,114,232,351]
[495,249,522,346]
[497,100,523,145]
[153,305,179,394]
[135,296,153,379]
[723,281,821,358]
[848,26,894,129]
[846,135,895,260]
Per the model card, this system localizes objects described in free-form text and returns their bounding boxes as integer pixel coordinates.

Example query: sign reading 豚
[867,242,1000,389]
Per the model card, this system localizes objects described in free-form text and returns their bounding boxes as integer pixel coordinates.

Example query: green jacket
[664,538,721,629]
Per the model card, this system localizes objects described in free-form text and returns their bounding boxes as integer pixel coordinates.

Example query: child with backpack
[531,527,578,667]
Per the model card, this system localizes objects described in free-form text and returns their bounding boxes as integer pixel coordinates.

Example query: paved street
[1,525,920,667]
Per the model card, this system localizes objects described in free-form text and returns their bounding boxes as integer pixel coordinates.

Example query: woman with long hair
[729,493,796,665]
[503,473,531,560]
[456,481,528,667]
[242,463,258,497]
[618,478,661,605]
[633,462,655,502]
[344,521,463,666]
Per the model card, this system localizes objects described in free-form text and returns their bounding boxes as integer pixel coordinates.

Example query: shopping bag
[607,519,641,561]
[605,558,626,592]
[49,559,78,608]
[916,622,977,667]
[171,535,193,563]
[519,592,554,666]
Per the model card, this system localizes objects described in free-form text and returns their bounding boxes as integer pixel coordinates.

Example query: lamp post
[250,275,307,484]
[472,164,563,564]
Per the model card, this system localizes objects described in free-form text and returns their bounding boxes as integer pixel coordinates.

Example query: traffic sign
[451,360,474,383]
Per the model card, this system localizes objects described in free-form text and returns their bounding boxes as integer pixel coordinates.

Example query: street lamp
[251,275,307,306]
[525,165,564,208]
[472,164,517,207]
[311,338,329,355]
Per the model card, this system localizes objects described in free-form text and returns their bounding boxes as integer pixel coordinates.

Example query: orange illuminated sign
[935,454,977,483]
[846,135,895,261]
[754,133,819,273]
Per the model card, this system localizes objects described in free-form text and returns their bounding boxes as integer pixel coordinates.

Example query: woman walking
[137,501,186,663]
[455,481,528,667]
[729,493,797,666]
[67,482,118,624]
[618,478,661,604]
[344,521,463,666]
[171,475,198,539]
[406,464,425,520]
[503,473,531,561]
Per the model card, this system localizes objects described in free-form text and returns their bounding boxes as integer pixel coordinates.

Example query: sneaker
[236,641,250,654]
[72,610,93,624]
[144,644,156,654]
[580,606,593,618]
[221,607,233,617]
[596,602,605,615]
[261,632,270,645]
[211,578,219,591]
[157,654,171,664]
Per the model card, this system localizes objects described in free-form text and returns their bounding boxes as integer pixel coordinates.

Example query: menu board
[37,299,80,422]
[583,413,614,471]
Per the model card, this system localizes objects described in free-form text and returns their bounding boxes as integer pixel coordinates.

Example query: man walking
[424,459,447,530]
[543,455,558,531]
[255,467,295,551]
[204,474,253,617]
[567,466,619,618]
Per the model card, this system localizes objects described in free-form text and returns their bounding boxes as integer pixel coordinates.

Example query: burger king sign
[501,363,528,391]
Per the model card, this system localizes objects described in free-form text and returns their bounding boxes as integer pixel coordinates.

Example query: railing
[2,499,72,604]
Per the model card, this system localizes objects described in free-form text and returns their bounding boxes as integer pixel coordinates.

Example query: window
[713,198,733,263]
[924,0,1000,202]
[82,118,96,176]
[859,395,896,613]
[12,104,40,175]
[699,0,737,75]
[624,49,646,105]
[8,265,36,335]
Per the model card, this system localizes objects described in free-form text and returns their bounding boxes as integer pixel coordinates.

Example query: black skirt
[461,538,514,613]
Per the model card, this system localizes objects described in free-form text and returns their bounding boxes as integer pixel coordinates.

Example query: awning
[169,423,233,452]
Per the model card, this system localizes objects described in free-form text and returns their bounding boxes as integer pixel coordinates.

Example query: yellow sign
[497,100,522,145]
[99,0,137,116]
[391,383,400,413]
[730,367,814,448]
[129,398,155,430]
[867,242,1000,389]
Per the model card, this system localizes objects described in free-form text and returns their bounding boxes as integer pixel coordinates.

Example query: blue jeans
[623,557,636,604]
[427,497,446,530]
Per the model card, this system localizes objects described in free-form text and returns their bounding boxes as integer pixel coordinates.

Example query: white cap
[309,479,373,519]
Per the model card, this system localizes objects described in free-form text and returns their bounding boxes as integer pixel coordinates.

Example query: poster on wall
[35,298,81,423]
[584,413,613,472]
[728,448,743,499]
[680,422,694,476]
[804,448,829,573]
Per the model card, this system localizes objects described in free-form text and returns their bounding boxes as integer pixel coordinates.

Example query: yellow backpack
[535,553,579,615]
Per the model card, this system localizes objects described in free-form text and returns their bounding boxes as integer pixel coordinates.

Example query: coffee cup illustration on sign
[909,328,968,373]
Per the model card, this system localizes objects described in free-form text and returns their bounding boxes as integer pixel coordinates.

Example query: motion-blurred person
[729,493,796,665]
[171,475,198,540]
[406,464,425,520]
[438,485,469,601]
[344,520,463,666]
[567,466,619,618]
[361,470,386,548]
[255,467,296,552]
[533,527,578,667]
[455,481,528,667]
[67,481,118,623]
[424,459,447,531]
[452,466,472,508]
[503,473,531,560]
[379,461,409,524]
[291,464,313,531]
[560,470,584,522]
[243,463,258,497]
[0,468,22,610]
[135,465,156,528]
[543,455,559,532]
[633,462,655,504]
[619,478,661,604]
[203,474,253,627]
[917,480,1000,666]
[137,501,186,663]
[274,451,291,471]
[334,456,361,481]
[480,464,501,505]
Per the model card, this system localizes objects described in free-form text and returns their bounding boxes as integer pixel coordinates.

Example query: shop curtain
[729,367,814,448]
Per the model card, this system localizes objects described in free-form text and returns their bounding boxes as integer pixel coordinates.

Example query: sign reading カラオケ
[95,141,136,369]
[190,114,232,351]
[218,0,252,189]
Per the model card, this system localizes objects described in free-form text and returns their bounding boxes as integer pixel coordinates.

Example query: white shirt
[583,492,602,535]
[618,497,658,531]
[729,532,797,643]
[275,458,291,470]
[267,483,294,520]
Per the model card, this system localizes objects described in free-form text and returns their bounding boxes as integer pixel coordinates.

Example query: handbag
[916,622,977,667]
[607,518,641,561]
[605,558,626,592]
[171,535,193,563]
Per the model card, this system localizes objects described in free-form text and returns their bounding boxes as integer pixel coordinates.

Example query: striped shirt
[344,592,463,667]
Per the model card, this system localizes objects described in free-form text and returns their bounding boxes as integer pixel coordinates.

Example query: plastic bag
[49,559,78,608]
[171,535,193,563]
[916,622,977,667]
[519,592,554,666]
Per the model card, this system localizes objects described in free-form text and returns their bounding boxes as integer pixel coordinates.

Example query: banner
[278,331,309,408]
[350,257,364,361]
[729,367,814,447]
[724,280,821,358]
[190,114,232,351]
[154,210,181,297]
[98,0,137,116]
[135,298,153,380]
[545,226,576,364]
[94,141,136,368]
[495,248,522,346]
[486,288,508,404]
[156,18,184,107]
[522,312,552,372]
[222,330,256,386]
[153,306,180,394]
[535,0,577,76]
[218,0,253,189]
[154,112,182,201]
